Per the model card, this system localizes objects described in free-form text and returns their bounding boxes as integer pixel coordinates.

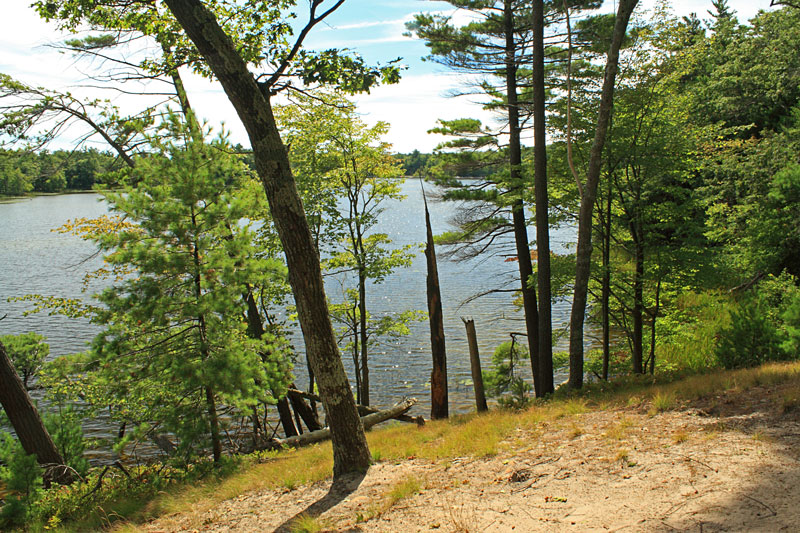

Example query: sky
[0,0,781,153]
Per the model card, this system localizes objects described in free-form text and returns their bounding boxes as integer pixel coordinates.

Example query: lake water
[0,182,577,457]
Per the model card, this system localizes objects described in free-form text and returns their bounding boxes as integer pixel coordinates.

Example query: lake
[0,182,577,458]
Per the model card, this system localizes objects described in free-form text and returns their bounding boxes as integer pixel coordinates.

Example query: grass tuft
[288,513,325,533]
[650,391,677,414]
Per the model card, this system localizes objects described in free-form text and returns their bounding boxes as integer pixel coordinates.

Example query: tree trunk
[531,0,553,396]
[423,186,448,419]
[601,182,612,381]
[0,340,72,486]
[462,318,488,413]
[164,0,371,477]
[244,289,298,437]
[287,388,322,431]
[276,397,299,437]
[632,238,644,374]
[503,0,540,395]
[205,386,222,462]
[567,0,638,390]
[358,267,370,406]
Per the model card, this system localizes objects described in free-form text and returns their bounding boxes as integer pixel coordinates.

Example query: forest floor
[138,373,800,533]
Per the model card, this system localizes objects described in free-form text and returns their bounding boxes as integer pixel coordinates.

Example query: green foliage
[62,114,292,459]
[584,348,631,379]
[655,292,731,374]
[781,295,800,358]
[0,332,49,389]
[43,405,90,478]
[277,90,418,402]
[482,341,531,409]
[0,433,43,528]
[715,297,784,369]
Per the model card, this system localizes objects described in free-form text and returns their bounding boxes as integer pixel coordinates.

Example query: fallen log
[357,404,425,426]
[248,398,418,452]
[288,388,425,427]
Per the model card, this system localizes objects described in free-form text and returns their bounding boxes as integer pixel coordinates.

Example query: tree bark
[567,0,638,390]
[163,0,371,477]
[423,186,448,419]
[0,340,72,486]
[503,0,540,395]
[462,318,488,413]
[531,0,553,395]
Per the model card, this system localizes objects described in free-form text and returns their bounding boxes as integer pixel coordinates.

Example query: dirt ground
[144,382,800,532]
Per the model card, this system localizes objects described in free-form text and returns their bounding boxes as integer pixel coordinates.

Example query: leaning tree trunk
[423,186,448,419]
[531,0,553,395]
[164,0,371,477]
[503,0,541,394]
[0,340,72,486]
[567,0,639,390]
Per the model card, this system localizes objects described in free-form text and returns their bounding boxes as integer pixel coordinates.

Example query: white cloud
[319,17,410,31]
[352,73,500,153]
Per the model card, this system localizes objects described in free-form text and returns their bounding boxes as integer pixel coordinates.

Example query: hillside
[137,365,800,532]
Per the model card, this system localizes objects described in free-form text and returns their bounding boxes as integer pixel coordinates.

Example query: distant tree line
[0,148,120,195]
[394,149,492,178]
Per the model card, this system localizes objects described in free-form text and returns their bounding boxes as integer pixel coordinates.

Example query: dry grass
[107,361,800,532]
[672,430,689,444]
[355,474,423,523]
[650,391,677,414]
[287,513,326,533]
[604,416,633,442]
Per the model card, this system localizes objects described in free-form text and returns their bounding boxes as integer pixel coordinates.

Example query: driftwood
[357,404,425,426]
[246,398,418,452]
[288,389,425,427]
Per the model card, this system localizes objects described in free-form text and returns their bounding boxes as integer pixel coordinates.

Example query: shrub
[0,433,43,528]
[715,297,784,369]
[482,341,531,409]
[43,405,90,478]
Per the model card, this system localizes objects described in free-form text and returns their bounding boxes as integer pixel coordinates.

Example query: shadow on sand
[273,470,367,533]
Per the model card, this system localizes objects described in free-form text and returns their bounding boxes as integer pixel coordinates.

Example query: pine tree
[86,116,291,461]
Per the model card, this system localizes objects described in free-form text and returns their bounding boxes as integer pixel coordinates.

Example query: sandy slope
[144,382,800,532]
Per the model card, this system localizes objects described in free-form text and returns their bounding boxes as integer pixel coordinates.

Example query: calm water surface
[0,184,575,458]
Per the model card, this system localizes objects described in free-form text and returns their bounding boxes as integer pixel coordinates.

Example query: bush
[43,405,90,478]
[482,341,531,409]
[0,433,43,528]
[715,297,784,369]
[781,293,800,357]
[655,291,732,374]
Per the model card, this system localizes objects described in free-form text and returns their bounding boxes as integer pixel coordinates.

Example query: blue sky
[0,0,780,153]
